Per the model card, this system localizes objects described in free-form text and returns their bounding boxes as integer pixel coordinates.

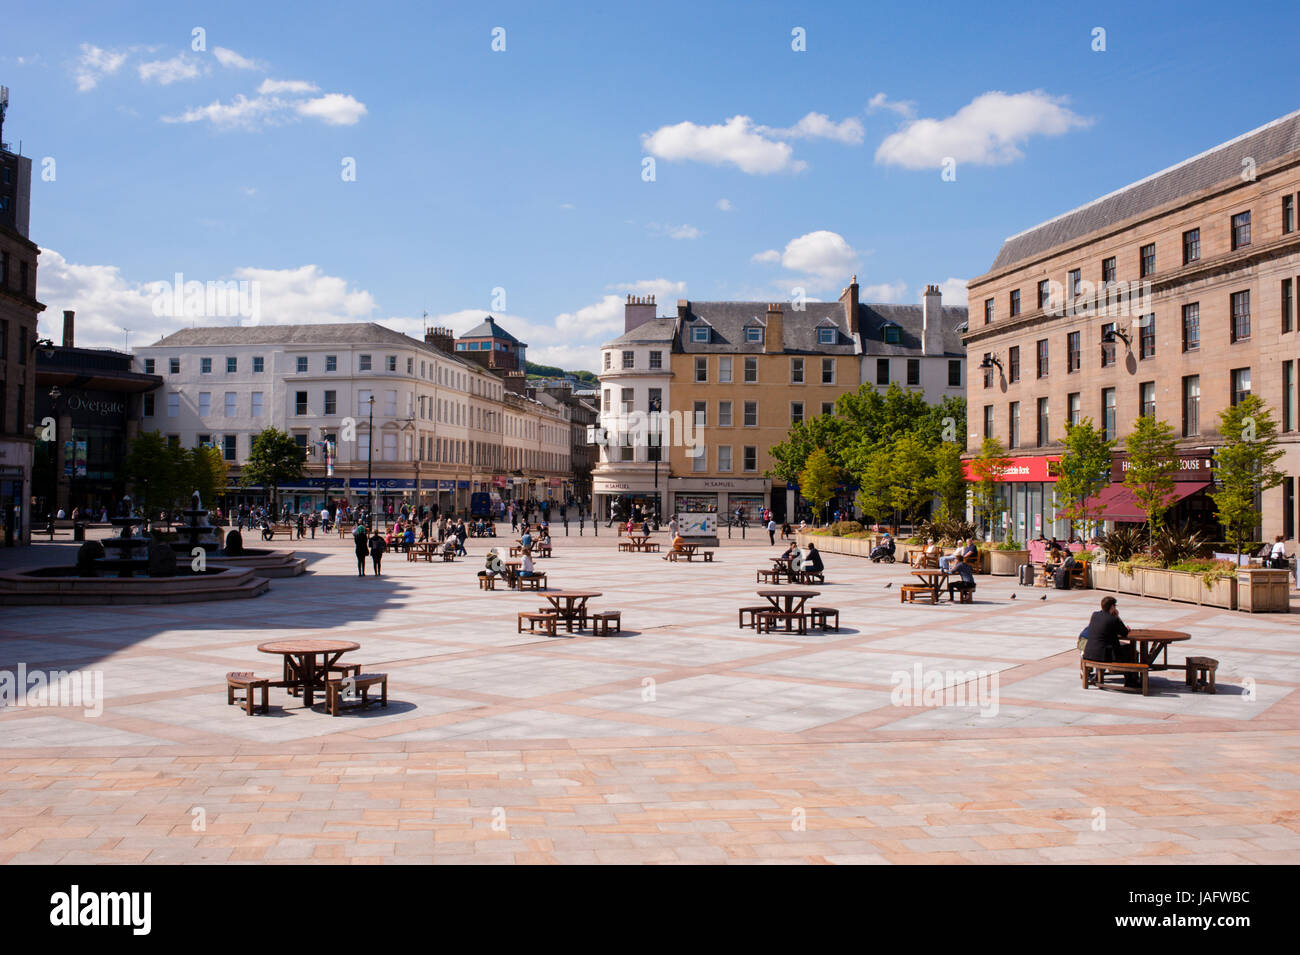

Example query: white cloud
[74,43,127,91]
[716,198,733,211]
[860,281,909,303]
[258,78,318,95]
[867,92,916,118]
[649,223,701,240]
[875,90,1091,169]
[758,112,864,144]
[756,230,862,284]
[137,54,205,85]
[213,47,261,70]
[616,278,686,300]
[642,115,805,175]
[294,93,367,126]
[930,278,969,307]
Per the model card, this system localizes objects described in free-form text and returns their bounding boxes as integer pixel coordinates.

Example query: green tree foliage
[931,441,968,520]
[123,432,229,515]
[768,414,847,484]
[1122,415,1179,536]
[886,432,936,525]
[797,448,841,524]
[968,437,1010,540]
[1054,416,1115,537]
[853,447,893,524]
[242,428,306,513]
[1210,395,1286,563]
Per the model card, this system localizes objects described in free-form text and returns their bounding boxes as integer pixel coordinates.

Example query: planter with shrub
[988,540,1027,576]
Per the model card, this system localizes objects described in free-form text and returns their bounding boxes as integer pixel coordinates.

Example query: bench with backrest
[1081,658,1150,696]
[326,673,388,716]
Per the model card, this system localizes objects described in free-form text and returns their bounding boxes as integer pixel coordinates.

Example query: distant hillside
[525,362,599,386]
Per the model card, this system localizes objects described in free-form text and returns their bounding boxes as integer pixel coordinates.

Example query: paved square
[1,532,1298,864]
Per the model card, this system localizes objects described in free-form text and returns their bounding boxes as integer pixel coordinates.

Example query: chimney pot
[62,310,75,349]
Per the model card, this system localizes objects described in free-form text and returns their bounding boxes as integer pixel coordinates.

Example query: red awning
[1083,482,1209,522]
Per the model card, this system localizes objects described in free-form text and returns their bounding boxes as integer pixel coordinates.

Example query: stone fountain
[171,491,222,556]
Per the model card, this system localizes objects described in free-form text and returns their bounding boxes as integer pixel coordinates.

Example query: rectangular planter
[988,549,1028,576]
[1237,567,1291,613]
[1090,562,1119,591]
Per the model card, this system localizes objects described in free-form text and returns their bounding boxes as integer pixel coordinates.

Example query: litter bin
[73,522,86,542]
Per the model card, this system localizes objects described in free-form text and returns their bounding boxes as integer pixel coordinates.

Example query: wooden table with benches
[1081,629,1192,697]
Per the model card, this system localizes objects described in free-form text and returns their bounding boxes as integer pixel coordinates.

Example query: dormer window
[817,327,836,345]
[744,325,764,343]
[882,323,901,345]
[690,325,710,343]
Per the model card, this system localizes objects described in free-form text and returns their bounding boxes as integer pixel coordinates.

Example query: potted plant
[988,538,1028,576]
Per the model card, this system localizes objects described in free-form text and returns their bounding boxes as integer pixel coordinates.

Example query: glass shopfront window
[727,493,766,521]
[675,492,718,513]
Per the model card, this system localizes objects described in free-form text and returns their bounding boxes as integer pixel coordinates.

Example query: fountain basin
[209,548,307,578]
[0,566,269,605]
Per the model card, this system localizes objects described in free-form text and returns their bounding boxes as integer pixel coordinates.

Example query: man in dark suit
[1083,596,1139,687]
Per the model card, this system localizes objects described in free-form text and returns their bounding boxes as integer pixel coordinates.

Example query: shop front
[1085,451,1218,535]
[962,455,1065,542]
[669,477,771,523]
[592,473,664,524]
[0,450,30,546]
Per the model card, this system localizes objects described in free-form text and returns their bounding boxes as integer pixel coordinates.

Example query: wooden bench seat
[755,611,807,635]
[756,568,780,584]
[1081,659,1150,696]
[225,671,270,716]
[518,611,558,635]
[738,605,771,629]
[515,573,546,591]
[478,574,497,590]
[792,571,823,585]
[591,610,622,636]
[809,607,839,631]
[900,584,936,604]
[326,673,388,716]
[1185,656,1219,694]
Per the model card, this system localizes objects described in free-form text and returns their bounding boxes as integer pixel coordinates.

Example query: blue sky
[4,0,1299,370]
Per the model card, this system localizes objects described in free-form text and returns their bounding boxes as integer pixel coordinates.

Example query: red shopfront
[963,455,1063,542]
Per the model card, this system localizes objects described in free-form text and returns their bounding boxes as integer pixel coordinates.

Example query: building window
[170,357,180,375]
[817,327,836,345]
[718,446,732,472]
[602,352,611,371]
[253,356,264,373]
[143,393,155,416]
[1284,278,1294,334]
[1067,392,1080,426]
[1036,339,1048,378]
[877,359,889,386]
[1231,367,1251,405]
[223,435,237,461]
[906,359,920,386]
[1181,303,1200,351]
[1140,243,1156,278]
[225,392,237,417]
[691,325,709,343]
[143,358,155,374]
[1140,381,1155,419]
[1231,210,1251,250]
[1067,331,1080,372]
[821,402,834,416]
[1182,228,1200,265]
[882,324,900,344]
[226,356,237,373]
[1008,346,1020,383]
[744,357,758,383]
[821,358,834,384]
[325,355,337,372]
[1008,402,1020,448]
[384,390,397,416]
[197,434,211,448]
[745,325,763,343]
[1037,279,1051,310]
[382,355,395,372]
[1286,195,1296,235]
[695,356,708,383]
[690,441,706,471]
[1284,361,1296,433]
[359,354,372,371]
[201,357,213,374]
[984,298,994,324]
[948,360,961,387]
[1036,397,1049,447]
[791,357,804,383]
[744,401,757,427]
[1182,376,1200,436]
[1139,315,1155,359]
[1231,290,1251,342]
[719,356,732,383]
[1069,269,1081,297]
[1100,323,1116,367]
[648,387,662,414]
[1102,388,1116,441]
[718,400,732,427]
[743,446,757,472]
[981,353,992,389]
[324,390,337,415]
[1009,289,1021,317]
[649,350,662,370]
[622,350,634,369]
[295,391,307,415]
[199,392,211,417]
[791,402,804,425]
[1102,257,1116,285]
[983,405,993,440]
[693,401,706,427]
[251,392,263,417]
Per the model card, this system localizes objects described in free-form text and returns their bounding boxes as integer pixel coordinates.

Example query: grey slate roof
[604,318,677,347]
[988,108,1300,273]
[460,315,524,345]
[145,322,489,373]
[678,302,856,354]
[859,304,969,357]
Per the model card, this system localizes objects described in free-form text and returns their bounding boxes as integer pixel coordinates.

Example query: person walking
[369,529,386,576]
[767,516,777,546]
[353,524,368,576]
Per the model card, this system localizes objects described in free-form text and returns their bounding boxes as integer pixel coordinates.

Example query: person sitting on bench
[946,553,976,601]
[939,539,966,573]
[518,548,536,578]
[663,534,687,560]
[869,534,895,562]
[803,542,824,576]
[1082,595,1139,687]
[1054,551,1077,589]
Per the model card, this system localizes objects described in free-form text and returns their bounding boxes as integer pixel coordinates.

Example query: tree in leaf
[1122,414,1178,539]
[191,444,229,509]
[967,437,1010,541]
[886,432,936,526]
[1209,395,1286,564]
[1054,416,1115,539]
[768,414,846,485]
[797,447,841,526]
[123,431,179,516]
[242,428,306,515]
[931,441,968,520]
[853,447,894,525]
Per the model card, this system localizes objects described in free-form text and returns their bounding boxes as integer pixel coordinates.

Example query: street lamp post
[366,394,375,530]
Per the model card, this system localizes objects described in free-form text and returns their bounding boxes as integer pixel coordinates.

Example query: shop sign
[961,456,1060,483]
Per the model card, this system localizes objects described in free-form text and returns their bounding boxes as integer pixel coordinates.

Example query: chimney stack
[424,326,455,353]
[921,284,943,356]
[624,293,657,333]
[839,275,860,337]
[62,310,75,349]
[765,303,784,353]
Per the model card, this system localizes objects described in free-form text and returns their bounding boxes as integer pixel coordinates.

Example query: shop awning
[1083,481,1209,522]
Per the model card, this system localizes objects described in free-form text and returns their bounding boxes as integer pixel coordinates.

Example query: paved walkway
[1,532,1298,863]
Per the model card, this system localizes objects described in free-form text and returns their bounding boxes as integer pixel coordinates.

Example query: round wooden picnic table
[540,591,603,632]
[910,568,949,599]
[257,639,360,707]
[1120,629,1191,669]
[756,589,819,614]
